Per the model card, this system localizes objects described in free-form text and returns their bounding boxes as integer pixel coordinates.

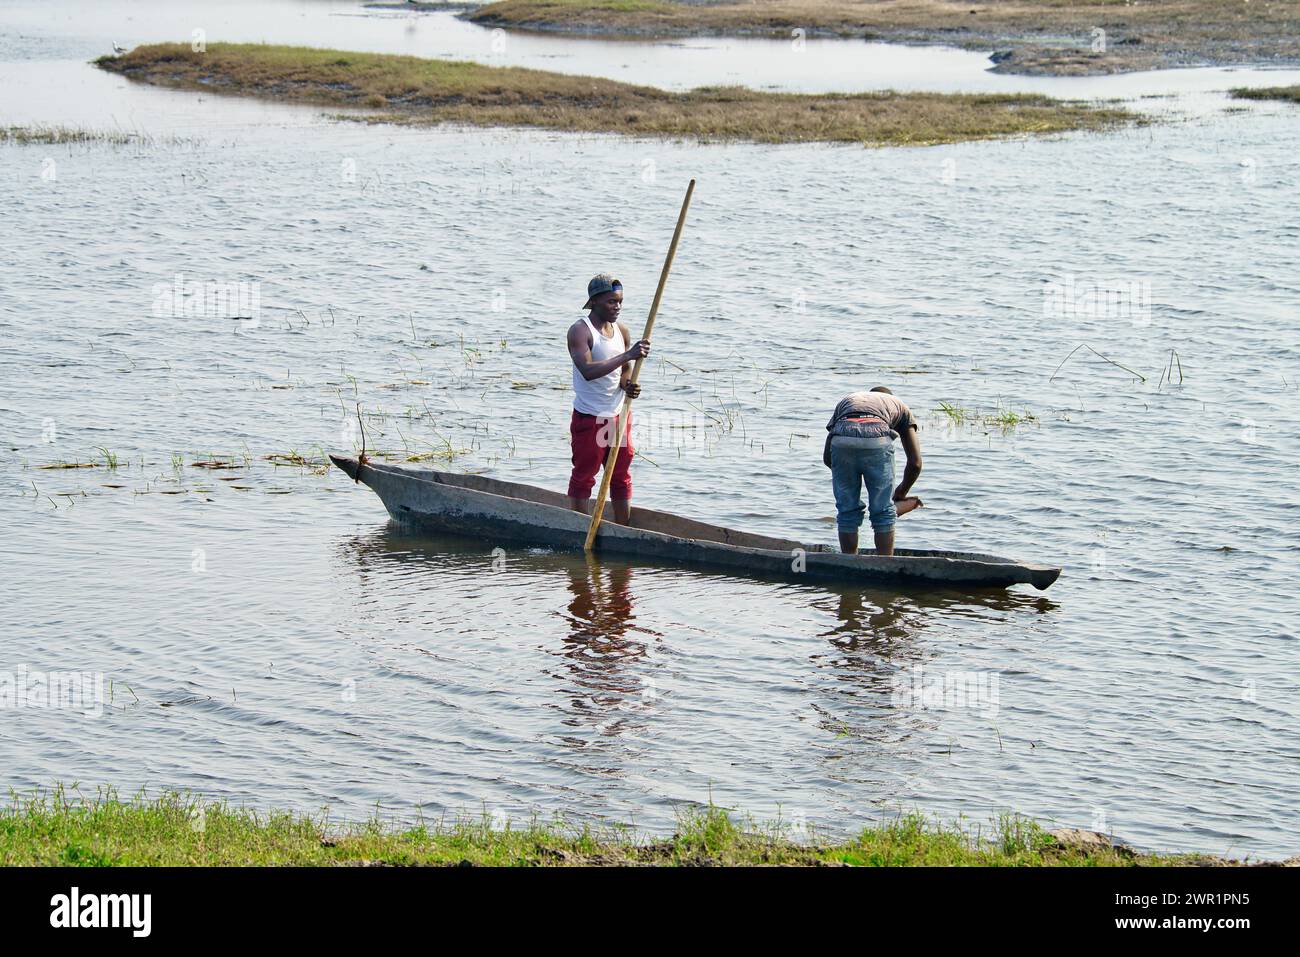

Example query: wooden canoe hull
[330,456,1062,590]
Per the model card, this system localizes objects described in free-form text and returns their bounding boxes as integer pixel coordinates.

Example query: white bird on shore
[112,42,126,56]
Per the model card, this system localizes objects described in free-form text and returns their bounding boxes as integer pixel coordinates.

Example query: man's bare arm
[893,426,923,500]
[568,322,642,381]
[616,321,645,398]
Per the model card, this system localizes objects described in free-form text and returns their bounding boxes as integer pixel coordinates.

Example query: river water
[2,0,1298,858]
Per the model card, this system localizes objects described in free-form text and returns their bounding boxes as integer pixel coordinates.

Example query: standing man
[567,273,651,524]
[823,386,923,556]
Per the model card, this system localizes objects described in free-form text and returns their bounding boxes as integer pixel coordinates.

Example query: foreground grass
[95,43,1134,147]
[468,0,1300,75]
[0,789,1241,866]
[1231,85,1300,105]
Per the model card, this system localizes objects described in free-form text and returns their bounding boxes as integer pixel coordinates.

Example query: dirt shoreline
[456,0,1300,77]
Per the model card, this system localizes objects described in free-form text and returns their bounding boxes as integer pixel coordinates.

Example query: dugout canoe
[330,455,1061,590]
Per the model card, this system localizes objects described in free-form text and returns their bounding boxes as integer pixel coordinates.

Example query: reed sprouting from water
[1049,343,1147,383]
[1158,348,1185,388]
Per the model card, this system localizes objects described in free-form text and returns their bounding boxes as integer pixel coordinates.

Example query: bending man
[823,386,923,556]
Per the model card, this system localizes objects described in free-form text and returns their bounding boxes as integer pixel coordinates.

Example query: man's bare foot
[895,496,923,517]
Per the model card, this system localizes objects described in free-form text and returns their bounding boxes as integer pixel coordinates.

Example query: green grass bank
[1,789,1273,866]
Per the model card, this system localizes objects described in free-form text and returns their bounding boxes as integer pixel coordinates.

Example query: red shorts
[568,408,633,501]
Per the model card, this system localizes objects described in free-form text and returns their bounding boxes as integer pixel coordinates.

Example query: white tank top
[572,316,627,417]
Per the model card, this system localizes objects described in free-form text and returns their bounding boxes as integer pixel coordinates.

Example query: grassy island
[95,43,1134,147]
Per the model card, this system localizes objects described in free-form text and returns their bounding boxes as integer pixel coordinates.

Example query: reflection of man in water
[557,561,656,747]
[564,561,637,653]
[827,589,916,644]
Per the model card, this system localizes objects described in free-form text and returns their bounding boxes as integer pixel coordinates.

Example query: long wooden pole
[584,178,695,551]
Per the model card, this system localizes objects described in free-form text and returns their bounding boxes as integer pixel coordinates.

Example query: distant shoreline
[95,43,1137,148]
[442,0,1300,77]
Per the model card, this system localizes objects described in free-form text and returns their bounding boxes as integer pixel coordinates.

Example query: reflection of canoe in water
[330,456,1061,591]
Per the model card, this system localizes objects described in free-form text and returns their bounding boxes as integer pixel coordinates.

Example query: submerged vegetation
[1,788,1244,866]
[2,125,135,145]
[935,402,1040,432]
[95,43,1135,147]
[1,124,198,147]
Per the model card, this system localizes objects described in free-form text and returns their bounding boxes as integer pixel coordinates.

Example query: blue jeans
[831,442,896,533]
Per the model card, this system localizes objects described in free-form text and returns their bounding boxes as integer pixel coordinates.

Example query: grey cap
[583,273,623,310]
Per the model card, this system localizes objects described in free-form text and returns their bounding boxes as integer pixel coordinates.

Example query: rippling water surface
[2,0,1299,857]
